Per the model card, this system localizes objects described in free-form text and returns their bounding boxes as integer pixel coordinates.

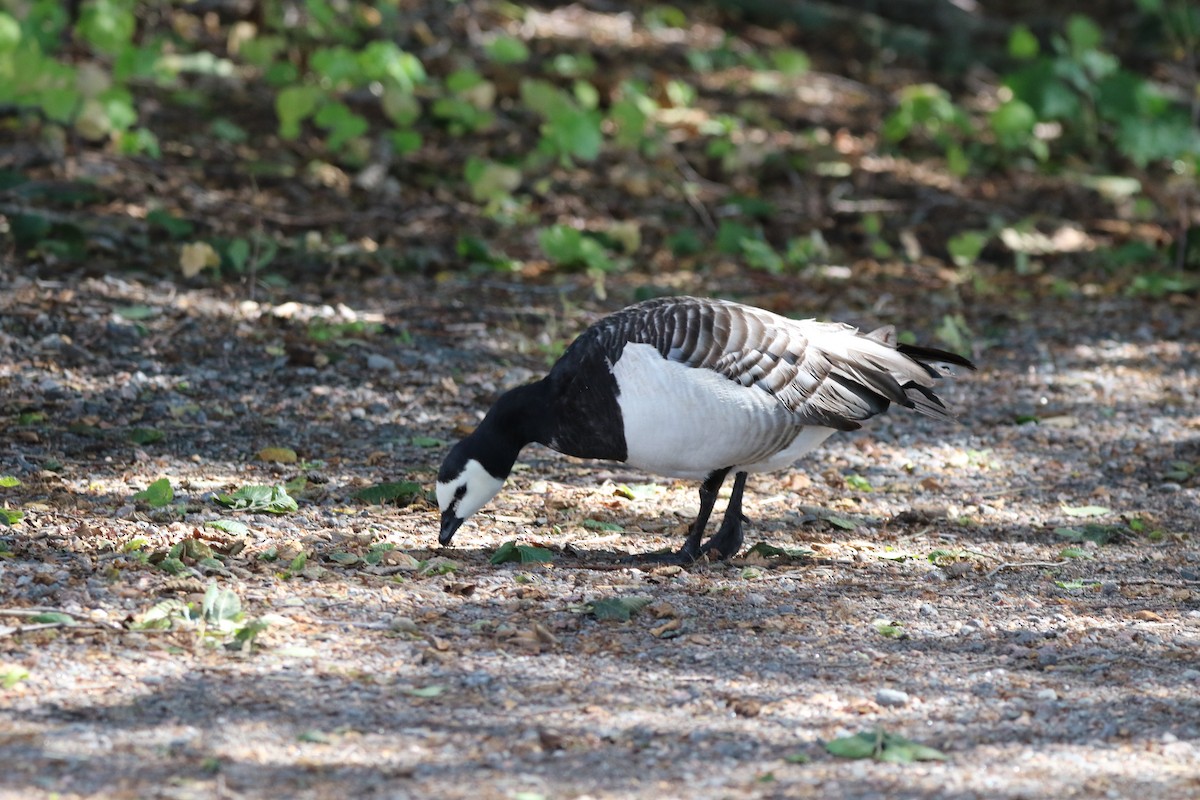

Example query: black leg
[701,471,749,559]
[637,467,730,564]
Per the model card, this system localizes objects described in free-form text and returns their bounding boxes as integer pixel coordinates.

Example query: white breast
[611,343,835,478]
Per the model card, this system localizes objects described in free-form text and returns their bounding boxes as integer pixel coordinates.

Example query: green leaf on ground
[1056,579,1102,590]
[409,436,443,448]
[826,730,948,762]
[581,519,623,532]
[402,684,446,698]
[363,542,396,565]
[490,541,554,565]
[328,552,360,566]
[745,542,814,559]
[147,208,194,238]
[485,35,529,64]
[129,599,192,631]
[354,481,423,505]
[0,475,23,487]
[30,612,75,625]
[1055,524,1122,545]
[844,474,873,492]
[591,595,653,621]
[612,483,660,500]
[280,552,308,578]
[129,427,164,444]
[417,557,459,576]
[0,509,22,526]
[215,485,298,514]
[823,514,858,530]
[134,478,174,508]
[1061,505,1111,518]
[205,519,249,536]
[297,730,331,744]
[116,305,158,320]
[0,665,30,689]
[157,558,189,576]
[201,583,242,625]
[874,621,905,638]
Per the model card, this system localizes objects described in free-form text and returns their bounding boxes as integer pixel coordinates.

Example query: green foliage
[590,595,653,621]
[826,730,948,763]
[215,485,298,514]
[490,541,555,565]
[130,582,267,650]
[538,225,616,272]
[485,35,529,64]
[520,79,604,163]
[935,313,973,358]
[134,477,174,508]
[464,157,521,204]
[946,230,989,268]
[0,665,29,689]
[353,481,423,506]
[1003,12,1200,167]
[884,84,971,173]
[206,519,250,536]
[844,474,873,492]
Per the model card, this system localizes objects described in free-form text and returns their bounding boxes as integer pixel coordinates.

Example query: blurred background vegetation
[0,0,1197,305]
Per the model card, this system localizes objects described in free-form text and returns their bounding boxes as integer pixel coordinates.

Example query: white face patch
[436,458,505,521]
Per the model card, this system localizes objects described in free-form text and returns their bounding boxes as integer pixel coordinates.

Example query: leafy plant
[844,474,873,492]
[826,730,948,762]
[133,478,174,508]
[354,481,423,506]
[520,79,603,163]
[490,541,555,565]
[883,84,971,175]
[215,485,298,514]
[538,225,617,272]
[206,519,250,536]
[590,595,653,621]
[0,664,30,690]
[1004,13,1200,167]
[874,620,905,639]
[744,542,814,559]
[129,582,268,651]
[129,427,164,445]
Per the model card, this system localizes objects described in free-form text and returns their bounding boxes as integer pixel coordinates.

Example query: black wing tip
[896,343,977,371]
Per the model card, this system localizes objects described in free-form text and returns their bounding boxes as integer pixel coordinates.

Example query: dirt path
[1,272,1198,799]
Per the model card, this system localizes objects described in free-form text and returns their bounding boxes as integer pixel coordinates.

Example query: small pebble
[875,688,909,707]
[367,353,395,371]
[918,602,938,617]
[463,671,493,688]
[1036,645,1059,667]
[1180,669,1200,682]
[1035,688,1058,701]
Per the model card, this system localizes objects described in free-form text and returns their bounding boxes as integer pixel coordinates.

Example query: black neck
[469,379,552,474]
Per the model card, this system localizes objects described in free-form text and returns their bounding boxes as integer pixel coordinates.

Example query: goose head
[435,434,510,546]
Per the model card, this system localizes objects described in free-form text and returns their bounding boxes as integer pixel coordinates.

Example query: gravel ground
[1,272,1198,800]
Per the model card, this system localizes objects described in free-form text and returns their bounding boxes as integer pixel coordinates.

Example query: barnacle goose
[437,296,975,563]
